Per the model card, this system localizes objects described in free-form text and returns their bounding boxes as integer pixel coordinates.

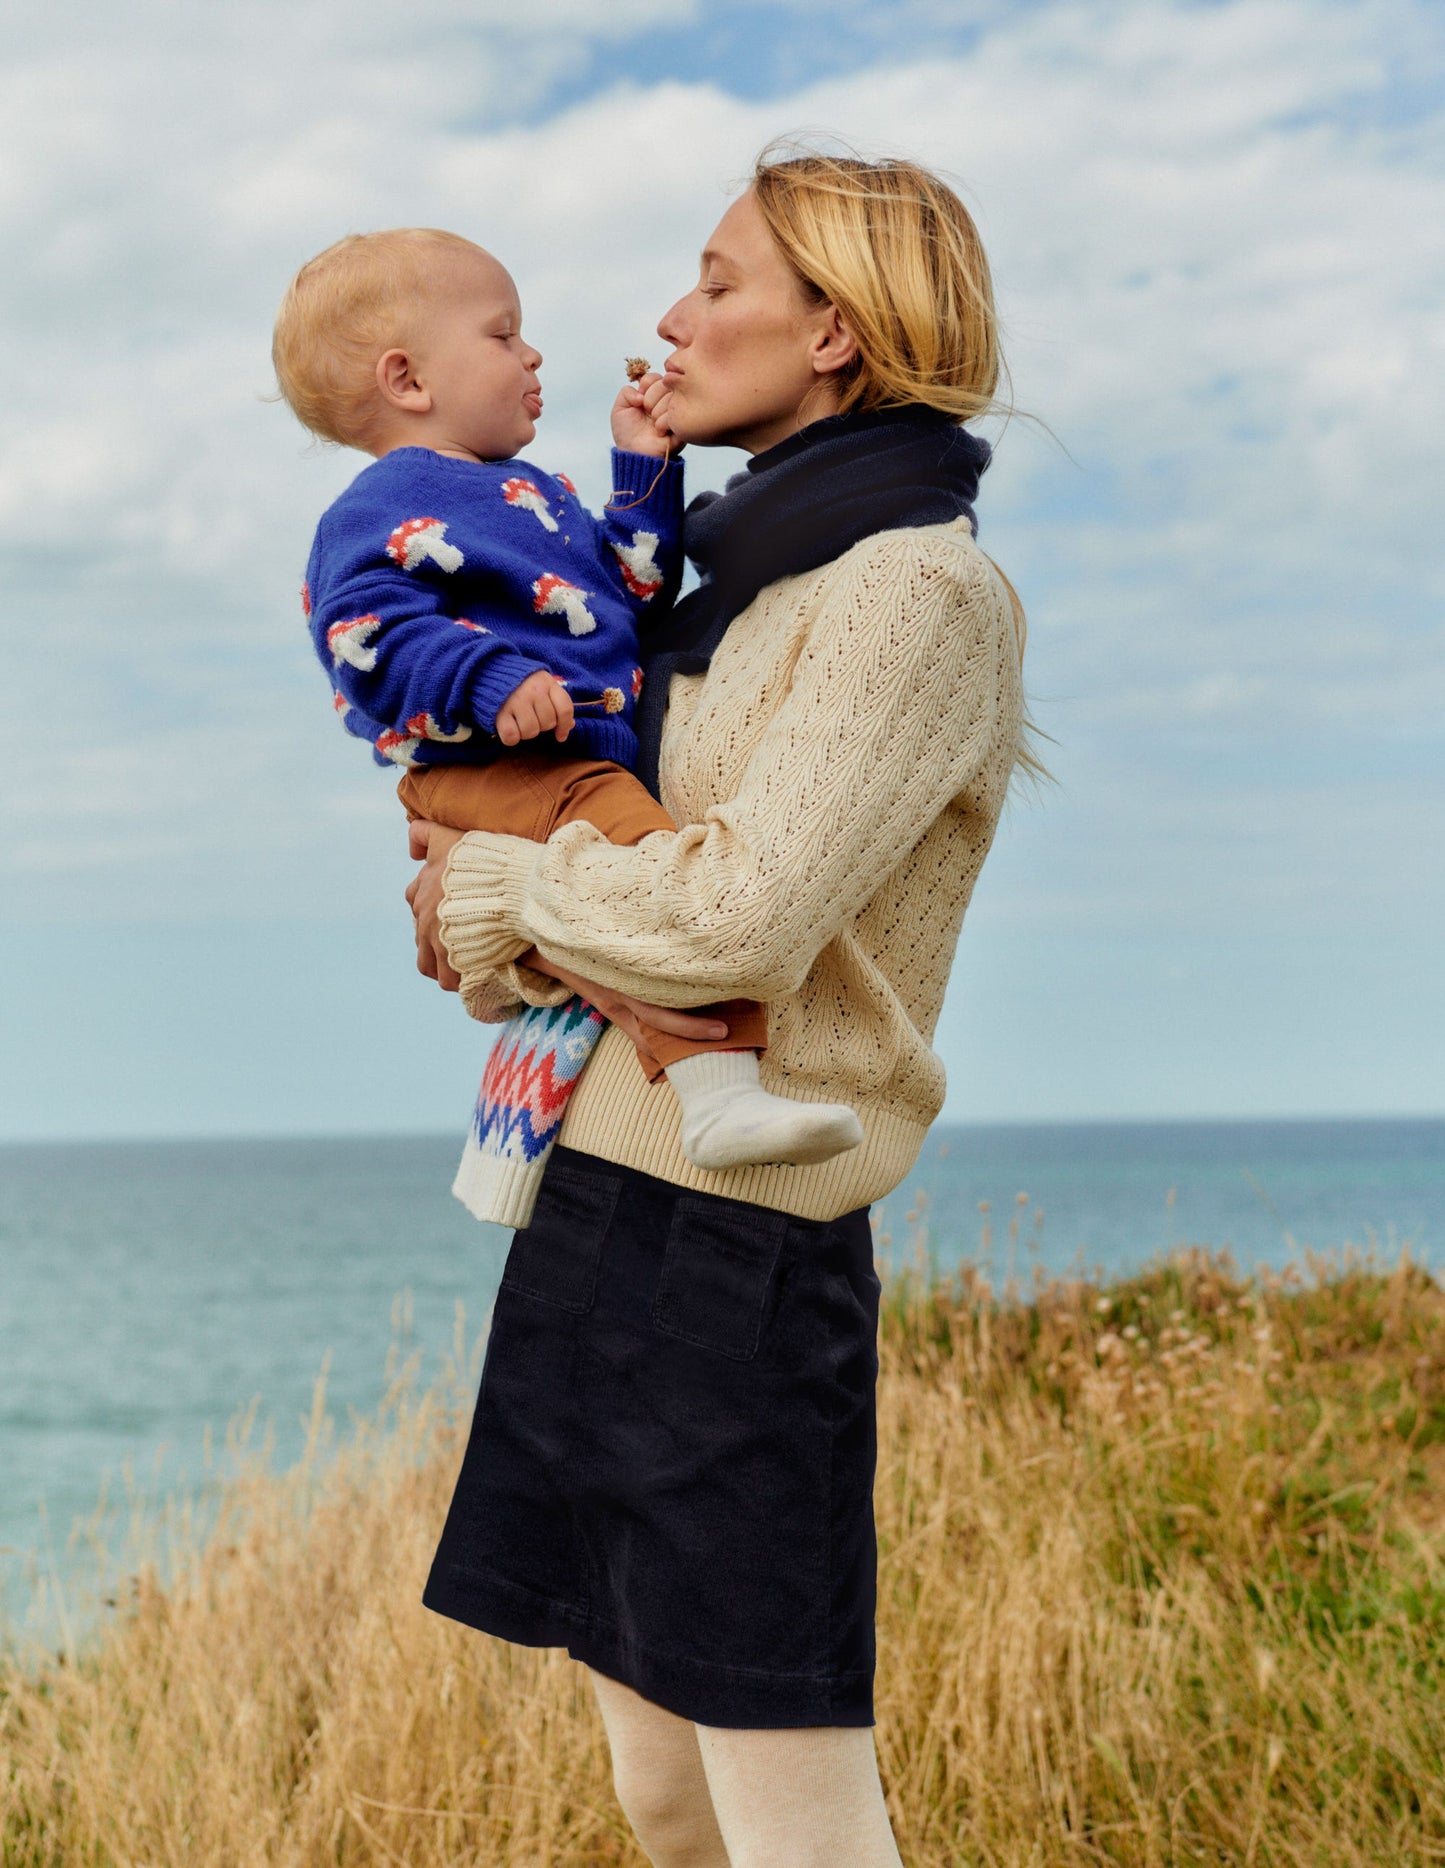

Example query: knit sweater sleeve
[437,529,1014,1019]
[592,449,686,622]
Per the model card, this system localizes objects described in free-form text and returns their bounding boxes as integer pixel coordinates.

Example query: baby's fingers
[498,699,540,743]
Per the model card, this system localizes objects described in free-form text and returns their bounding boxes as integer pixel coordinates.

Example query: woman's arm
[407,823,732,1044]
[433,530,1017,1020]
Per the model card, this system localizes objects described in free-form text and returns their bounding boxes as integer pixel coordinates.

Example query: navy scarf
[633,404,991,798]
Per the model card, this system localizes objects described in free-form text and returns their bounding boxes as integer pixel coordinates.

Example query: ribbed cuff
[438,831,539,1021]
[468,650,557,734]
[452,1135,546,1230]
[497,958,575,1009]
[608,447,685,528]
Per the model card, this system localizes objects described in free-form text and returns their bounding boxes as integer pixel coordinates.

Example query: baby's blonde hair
[751,142,1003,425]
[272,228,487,448]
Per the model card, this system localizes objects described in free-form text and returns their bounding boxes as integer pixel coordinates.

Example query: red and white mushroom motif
[326,614,383,671]
[611,530,664,601]
[385,517,464,573]
[404,712,472,743]
[374,729,423,766]
[500,477,559,533]
[531,573,597,636]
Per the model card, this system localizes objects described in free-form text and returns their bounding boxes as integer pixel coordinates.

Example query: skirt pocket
[500,1157,620,1315]
[652,1194,789,1361]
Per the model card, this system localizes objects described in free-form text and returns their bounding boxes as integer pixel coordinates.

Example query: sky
[1,0,1441,1142]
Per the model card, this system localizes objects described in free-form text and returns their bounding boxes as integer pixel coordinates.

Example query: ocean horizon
[3,1114,1441,1640]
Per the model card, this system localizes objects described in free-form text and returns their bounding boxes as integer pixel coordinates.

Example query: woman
[407,147,1028,1867]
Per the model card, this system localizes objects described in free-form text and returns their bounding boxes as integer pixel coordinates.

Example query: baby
[272,227,863,1173]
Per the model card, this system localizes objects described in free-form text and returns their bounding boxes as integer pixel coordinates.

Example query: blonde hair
[272,228,487,448]
[750,143,1004,424]
[752,143,1051,787]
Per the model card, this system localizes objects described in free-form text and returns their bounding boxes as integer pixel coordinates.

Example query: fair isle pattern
[451,995,606,1229]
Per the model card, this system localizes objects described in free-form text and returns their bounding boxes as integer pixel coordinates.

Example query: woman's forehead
[701,190,769,269]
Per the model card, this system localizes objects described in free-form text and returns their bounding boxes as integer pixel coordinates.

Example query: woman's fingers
[406,819,465,993]
[650,389,680,441]
[622,998,729,1039]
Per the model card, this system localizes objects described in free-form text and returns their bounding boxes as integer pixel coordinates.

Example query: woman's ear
[376,347,432,414]
[809,304,859,380]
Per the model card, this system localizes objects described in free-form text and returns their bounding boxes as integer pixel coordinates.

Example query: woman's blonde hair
[750,142,1004,425]
[272,227,485,448]
[752,143,1049,785]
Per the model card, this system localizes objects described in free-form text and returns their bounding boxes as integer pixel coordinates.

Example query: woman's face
[656,189,852,455]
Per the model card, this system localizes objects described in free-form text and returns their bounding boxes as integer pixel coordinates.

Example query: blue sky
[2,0,1441,1141]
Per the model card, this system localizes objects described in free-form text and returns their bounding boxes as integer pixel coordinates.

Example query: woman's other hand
[521,948,729,1049]
[406,819,465,990]
[610,371,683,456]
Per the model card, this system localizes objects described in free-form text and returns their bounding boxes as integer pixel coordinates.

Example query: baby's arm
[309,507,558,752]
[592,370,686,626]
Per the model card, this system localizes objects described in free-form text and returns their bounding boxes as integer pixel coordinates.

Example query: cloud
[2,0,1442,958]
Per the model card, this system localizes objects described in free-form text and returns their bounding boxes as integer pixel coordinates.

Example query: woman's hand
[521,948,729,1048]
[405,820,466,990]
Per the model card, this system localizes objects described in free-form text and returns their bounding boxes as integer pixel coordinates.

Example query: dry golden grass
[5,1235,1445,1866]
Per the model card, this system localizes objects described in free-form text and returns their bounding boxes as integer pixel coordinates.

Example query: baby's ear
[376,348,432,413]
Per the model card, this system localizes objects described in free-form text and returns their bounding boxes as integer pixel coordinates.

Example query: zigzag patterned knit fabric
[451,996,607,1230]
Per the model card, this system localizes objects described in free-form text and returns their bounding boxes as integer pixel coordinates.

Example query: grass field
[4,1229,1445,1865]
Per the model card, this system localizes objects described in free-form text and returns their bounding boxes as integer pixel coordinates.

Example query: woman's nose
[656,296,689,345]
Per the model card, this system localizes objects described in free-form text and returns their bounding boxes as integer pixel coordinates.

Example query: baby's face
[411,251,543,461]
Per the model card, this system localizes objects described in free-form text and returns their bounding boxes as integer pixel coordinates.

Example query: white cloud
[2,0,1442,957]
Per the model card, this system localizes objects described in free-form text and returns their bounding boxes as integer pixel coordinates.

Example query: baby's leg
[399,753,862,1169]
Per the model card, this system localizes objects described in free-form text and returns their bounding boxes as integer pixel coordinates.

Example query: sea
[2,1118,1441,1641]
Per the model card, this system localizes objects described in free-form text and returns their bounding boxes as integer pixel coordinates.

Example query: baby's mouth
[523,390,543,417]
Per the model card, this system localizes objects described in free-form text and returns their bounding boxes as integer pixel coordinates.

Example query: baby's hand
[495,670,574,746]
[611,370,682,457]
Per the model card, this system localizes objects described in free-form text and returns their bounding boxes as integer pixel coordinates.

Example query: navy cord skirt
[423,1143,882,1728]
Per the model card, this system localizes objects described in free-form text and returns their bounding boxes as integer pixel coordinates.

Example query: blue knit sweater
[303,446,684,770]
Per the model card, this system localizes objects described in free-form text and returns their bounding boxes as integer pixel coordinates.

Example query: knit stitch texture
[303,447,683,770]
[451,996,607,1229]
[437,517,1026,1222]
[303,444,681,1225]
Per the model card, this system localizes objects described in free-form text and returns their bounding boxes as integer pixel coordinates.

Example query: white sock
[664,1051,865,1172]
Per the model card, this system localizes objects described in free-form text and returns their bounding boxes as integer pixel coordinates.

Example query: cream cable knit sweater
[437,516,1025,1222]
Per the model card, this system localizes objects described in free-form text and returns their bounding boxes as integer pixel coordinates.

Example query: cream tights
[586,1666,905,1868]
